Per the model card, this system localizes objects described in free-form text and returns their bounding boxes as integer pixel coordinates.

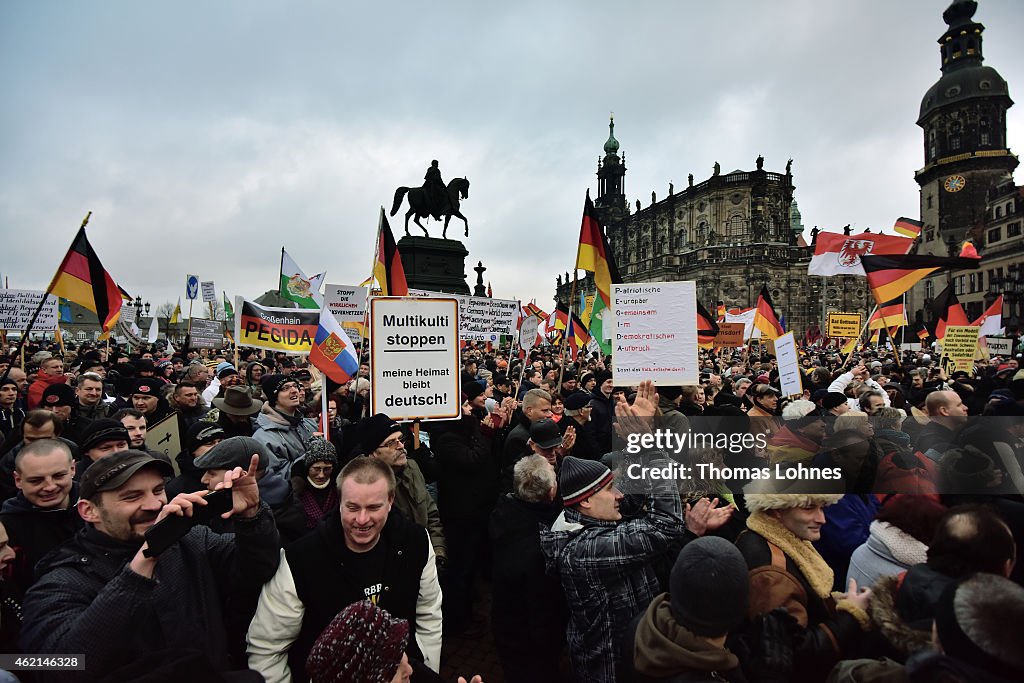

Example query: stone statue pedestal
[397,236,471,295]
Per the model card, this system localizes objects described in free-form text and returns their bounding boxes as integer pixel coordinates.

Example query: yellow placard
[826,312,862,338]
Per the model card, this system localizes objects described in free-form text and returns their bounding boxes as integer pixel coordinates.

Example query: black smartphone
[143,489,233,557]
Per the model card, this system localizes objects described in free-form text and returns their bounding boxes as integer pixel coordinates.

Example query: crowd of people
[0,334,1022,682]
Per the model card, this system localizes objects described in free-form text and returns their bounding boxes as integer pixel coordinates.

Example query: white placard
[0,290,58,331]
[774,331,803,397]
[323,284,368,323]
[201,281,217,303]
[119,305,137,325]
[370,297,460,421]
[612,282,698,386]
[520,315,539,351]
[986,336,1014,356]
[407,289,518,341]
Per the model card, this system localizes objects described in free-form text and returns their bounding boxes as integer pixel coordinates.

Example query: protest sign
[119,305,137,325]
[145,413,181,476]
[186,274,199,300]
[986,336,1014,356]
[189,318,224,349]
[520,315,539,351]
[612,282,698,385]
[774,332,803,396]
[940,325,980,374]
[826,312,863,338]
[0,290,58,331]
[323,284,368,344]
[713,322,746,348]
[201,281,216,303]
[370,297,460,421]
[234,297,318,353]
[408,289,518,341]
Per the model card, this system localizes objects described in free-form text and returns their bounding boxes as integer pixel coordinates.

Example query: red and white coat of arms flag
[808,232,914,277]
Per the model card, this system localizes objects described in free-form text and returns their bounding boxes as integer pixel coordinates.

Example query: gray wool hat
[193,435,270,471]
[669,536,749,637]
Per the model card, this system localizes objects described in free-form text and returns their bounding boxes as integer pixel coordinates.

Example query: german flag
[697,302,720,347]
[373,208,408,296]
[916,325,929,341]
[868,298,906,330]
[892,217,923,240]
[716,302,726,322]
[575,191,621,308]
[860,254,980,305]
[753,285,784,340]
[50,226,122,333]
[930,285,969,341]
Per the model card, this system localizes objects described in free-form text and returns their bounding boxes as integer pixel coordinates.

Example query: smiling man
[247,456,442,683]
[20,449,280,679]
[0,439,83,593]
[253,374,317,478]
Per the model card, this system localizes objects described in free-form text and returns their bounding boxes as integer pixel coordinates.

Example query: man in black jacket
[20,448,278,680]
[247,456,442,683]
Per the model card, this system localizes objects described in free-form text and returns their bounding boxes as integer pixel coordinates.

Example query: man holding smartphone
[19,449,280,679]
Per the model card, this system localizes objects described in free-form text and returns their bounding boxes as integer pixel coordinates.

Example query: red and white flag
[808,232,914,276]
[971,295,1003,337]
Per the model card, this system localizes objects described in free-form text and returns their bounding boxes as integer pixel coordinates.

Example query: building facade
[909,0,1020,333]
[556,117,821,336]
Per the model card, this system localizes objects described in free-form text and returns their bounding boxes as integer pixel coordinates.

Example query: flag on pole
[487,282,493,298]
[308,305,361,385]
[959,240,980,259]
[170,298,182,324]
[575,191,620,354]
[892,217,923,239]
[753,286,784,340]
[930,285,969,341]
[697,302,720,348]
[868,298,907,330]
[970,294,1003,337]
[916,326,929,342]
[808,231,914,276]
[50,226,123,333]
[861,254,980,305]
[716,302,726,322]
[373,208,409,296]
[147,316,159,343]
[279,249,325,309]
[223,292,234,321]
[841,337,857,355]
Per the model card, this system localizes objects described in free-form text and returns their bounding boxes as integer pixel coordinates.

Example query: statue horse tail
[390,187,410,217]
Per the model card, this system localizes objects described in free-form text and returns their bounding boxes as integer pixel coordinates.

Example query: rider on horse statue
[424,160,447,220]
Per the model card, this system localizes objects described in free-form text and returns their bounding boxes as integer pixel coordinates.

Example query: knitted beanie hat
[305,600,409,683]
[559,455,613,507]
[669,536,749,637]
[260,374,295,406]
[822,392,848,410]
[304,436,339,469]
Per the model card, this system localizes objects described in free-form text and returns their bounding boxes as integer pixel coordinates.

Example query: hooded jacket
[868,564,954,662]
[846,521,928,591]
[620,594,743,683]
[252,403,317,478]
[539,452,689,683]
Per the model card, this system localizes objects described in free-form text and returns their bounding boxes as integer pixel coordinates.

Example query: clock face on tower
[943,175,966,192]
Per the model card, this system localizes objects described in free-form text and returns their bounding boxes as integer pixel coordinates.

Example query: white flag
[148,317,159,343]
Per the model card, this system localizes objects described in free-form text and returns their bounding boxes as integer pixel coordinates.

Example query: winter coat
[620,594,743,683]
[540,452,689,683]
[914,421,958,461]
[561,414,605,462]
[814,494,880,590]
[489,493,565,678]
[19,503,280,682]
[0,407,26,440]
[434,413,499,522]
[588,391,615,455]
[246,508,443,683]
[873,450,939,496]
[846,521,928,591]
[499,412,532,492]
[868,564,954,662]
[252,403,317,478]
[393,459,446,563]
[0,485,84,592]
[736,511,868,683]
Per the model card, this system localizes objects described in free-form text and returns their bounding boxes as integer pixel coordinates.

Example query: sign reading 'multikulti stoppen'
[370,297,460,421]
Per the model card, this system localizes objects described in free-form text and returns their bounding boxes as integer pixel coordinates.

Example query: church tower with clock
[911,0,1016,321]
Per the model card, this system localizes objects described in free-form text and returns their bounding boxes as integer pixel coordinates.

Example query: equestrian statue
[390,160,471,239]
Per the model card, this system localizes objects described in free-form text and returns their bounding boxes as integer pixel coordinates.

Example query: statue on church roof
[713,162,720,176]
[756,155,764,171]
[668,182,674,196]
[651,191,657,205]
[636,198,642,212]
[786,158,793,175]
[810,226,820,245]
[843,225,852,236]
[688,173,694,187]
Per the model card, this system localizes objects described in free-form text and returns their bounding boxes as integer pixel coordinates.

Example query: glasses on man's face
[380,436,407,450]
[309,465,334,475]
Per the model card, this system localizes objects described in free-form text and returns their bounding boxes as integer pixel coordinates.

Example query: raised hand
[213,453,261,520]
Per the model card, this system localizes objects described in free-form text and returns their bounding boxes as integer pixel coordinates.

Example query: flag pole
[840,305,878,369]
[2,212,91,383]
[278,247,285,296]
[361,209,386,413]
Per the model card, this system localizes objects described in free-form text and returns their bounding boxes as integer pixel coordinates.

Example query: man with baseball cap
[20,448,280,678]
[540,380,733,683]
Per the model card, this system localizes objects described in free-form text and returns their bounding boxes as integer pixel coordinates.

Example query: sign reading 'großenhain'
[234,297,317,353]
[370,297,460,421]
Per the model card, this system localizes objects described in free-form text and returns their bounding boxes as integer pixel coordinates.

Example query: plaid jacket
[540,453,687,683]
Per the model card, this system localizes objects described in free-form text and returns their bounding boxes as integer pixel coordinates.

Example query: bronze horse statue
[390,177,470,239]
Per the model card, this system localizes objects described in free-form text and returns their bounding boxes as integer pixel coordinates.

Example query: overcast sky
[2,0,1022,318]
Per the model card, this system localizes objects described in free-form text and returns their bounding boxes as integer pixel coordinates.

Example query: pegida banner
[234,297,318,353]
